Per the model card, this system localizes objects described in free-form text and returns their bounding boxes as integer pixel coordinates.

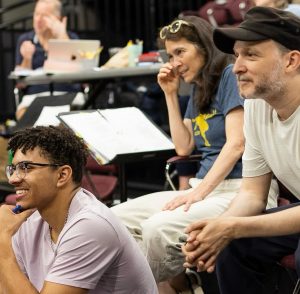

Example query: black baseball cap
[213,6,300,54]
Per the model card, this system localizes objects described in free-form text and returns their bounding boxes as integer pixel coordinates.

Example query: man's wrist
[55,29,69,39]
[229,217,246,239]
[20,58,32,69]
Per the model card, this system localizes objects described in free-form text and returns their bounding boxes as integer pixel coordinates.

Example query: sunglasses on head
[159,20,192,39]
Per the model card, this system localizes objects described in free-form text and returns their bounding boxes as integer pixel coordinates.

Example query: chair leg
[165,162,177,191]
[293,279,300,294]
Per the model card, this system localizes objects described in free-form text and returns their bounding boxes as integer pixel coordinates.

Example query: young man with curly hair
[0,125,157,294]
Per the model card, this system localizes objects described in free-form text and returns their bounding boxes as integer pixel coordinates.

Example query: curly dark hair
[7,125,89,183]
[160,16,235,113]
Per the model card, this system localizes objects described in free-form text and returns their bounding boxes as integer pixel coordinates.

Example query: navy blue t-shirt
[185,64,243,179]
[15,30,81,94]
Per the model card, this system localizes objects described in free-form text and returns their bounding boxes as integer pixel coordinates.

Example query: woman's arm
[195,106,244,198]
[165,93,195,155]
[157,63,195,155]
[164,106,244,211]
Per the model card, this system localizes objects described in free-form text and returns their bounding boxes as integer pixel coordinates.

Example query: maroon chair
[277,197,300,294]
[277,253,300,294]
[179,0,253,28]
[165,154,202,191]
[81,156,118,206]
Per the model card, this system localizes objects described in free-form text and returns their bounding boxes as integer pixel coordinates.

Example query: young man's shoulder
[67,189,131,241]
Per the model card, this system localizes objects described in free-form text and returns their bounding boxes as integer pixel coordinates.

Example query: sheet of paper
[11,67,45,77]
[34,105,70,127]
[59,107,174,163]
[59,111,123,162]
[100,107,174,153]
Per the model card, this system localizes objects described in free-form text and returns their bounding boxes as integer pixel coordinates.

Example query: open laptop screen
[44,39,101,73]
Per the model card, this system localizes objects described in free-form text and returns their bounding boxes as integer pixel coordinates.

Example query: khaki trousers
[112,178,278,282]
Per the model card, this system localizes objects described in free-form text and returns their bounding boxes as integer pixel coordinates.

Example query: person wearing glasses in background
[112,16,278,293]
[14,0,82,120]
[0,125,157,294]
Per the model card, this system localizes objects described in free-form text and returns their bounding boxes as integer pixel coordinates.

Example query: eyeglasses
[6,161,63,180]
[159,20,192,39]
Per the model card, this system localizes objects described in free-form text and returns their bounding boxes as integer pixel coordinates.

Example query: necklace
[49,211,69,252]
[49,187,79,252]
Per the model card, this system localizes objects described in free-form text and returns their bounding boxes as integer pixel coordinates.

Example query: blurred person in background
[14,0,82,120]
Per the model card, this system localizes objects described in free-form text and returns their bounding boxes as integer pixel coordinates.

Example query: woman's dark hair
[161,16,235,113]
[7,125,89,184]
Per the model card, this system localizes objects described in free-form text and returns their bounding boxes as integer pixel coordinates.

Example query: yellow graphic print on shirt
[192,109,217,147]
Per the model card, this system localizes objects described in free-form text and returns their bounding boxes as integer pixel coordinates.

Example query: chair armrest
[165,154,202,191]
[166,154,202,164]
[86,156,118,174]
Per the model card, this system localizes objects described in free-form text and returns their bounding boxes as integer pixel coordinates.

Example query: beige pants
[112,178,278,282]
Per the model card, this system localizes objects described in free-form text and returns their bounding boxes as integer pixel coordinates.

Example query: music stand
[6,93,76,135]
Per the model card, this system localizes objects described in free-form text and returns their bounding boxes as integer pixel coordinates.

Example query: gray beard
[242,63,286,100]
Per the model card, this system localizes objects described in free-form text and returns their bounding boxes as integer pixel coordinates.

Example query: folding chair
[165,154,201,191]
[277,196,300,294]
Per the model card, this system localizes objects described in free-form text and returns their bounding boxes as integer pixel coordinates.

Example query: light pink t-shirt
[12,189,158,293]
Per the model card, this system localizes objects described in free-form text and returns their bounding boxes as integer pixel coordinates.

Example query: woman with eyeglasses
[112,16,278,293]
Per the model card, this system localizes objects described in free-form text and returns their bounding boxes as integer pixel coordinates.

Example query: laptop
[43,39,101,73]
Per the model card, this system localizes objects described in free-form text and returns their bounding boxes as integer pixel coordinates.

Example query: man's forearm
[235,205,300,239]
[18,58,32,69]
[222,174,274,217]
[222,192,266,217]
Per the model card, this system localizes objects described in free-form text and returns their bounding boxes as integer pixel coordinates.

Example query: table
[9,64,161,85]
[9,64,162,109]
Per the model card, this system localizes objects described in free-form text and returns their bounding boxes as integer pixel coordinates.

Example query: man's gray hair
[35,0,63,17]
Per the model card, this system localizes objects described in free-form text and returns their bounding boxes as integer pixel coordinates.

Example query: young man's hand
[0,205,35,240]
